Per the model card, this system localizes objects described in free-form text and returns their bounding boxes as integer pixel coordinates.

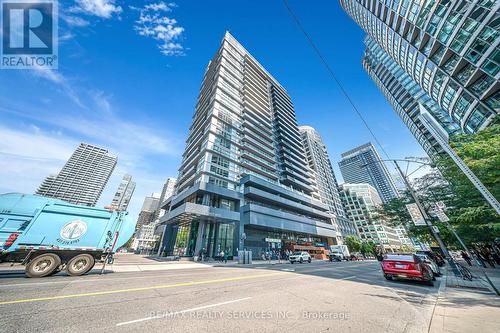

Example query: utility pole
[393,161,450,259]
[419,108,500,215]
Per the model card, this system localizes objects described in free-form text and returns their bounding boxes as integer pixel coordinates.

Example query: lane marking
[0,272,285,306]
[116,297,252,326]
[340,275,356,280]
[0,267,236,288]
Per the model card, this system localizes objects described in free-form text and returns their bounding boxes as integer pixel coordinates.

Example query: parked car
[289,251,311,264]
[416,253,441,278]
[417,250,445,267]
[350,252,364,261]
[328,253,342,262]
[381,254,434,286]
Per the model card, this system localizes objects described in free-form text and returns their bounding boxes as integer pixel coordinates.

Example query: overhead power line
[282,0,391,161]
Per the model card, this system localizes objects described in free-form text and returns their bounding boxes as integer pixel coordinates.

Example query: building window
[430,45,445,64]
[470,74,494,97]
[455,62,476,84]
[484,90,499,111]
[481,49,500,77]
[452,93,473,122]
[443,53,460,74]
[465,106,493,133]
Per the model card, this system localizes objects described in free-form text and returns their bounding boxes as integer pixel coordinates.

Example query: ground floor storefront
[160,221,335,260]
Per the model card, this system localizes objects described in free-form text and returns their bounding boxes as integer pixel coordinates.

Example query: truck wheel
[66,254,95,276]
[26,253,61,278]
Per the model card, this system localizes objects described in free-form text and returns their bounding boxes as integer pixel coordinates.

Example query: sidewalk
[447,261,500,293]
[429,265,500,333]
[0,254,215,275]
[0,257,376,275]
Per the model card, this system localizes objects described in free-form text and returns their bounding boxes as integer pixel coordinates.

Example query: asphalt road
[0,260,442,333]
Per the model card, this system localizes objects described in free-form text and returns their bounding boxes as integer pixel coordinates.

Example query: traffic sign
[406,203,426,226]
[436,201,446,210]
[435,209,450,222]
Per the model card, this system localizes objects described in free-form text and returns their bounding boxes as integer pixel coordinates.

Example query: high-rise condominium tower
[340,0,499,158]
[339,143,399,203]
[110,174,136,211]
[135,193,161,231]
[155,177,177,220]
[299,126,358,239]
[340,183,403,252]
[36,143,117,207]
[160,178,177,202]
[160,32,339,258]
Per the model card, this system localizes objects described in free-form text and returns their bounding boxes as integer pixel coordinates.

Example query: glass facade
[340,0,499,156]
[339,142,400,203]
[161,32,340,259]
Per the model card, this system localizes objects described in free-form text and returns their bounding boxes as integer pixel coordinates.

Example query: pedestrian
[223,250,228,264]
[219,250,224,263]
[491,247,500,265]
[461,251,472,266]
[473,247,487,268]
[481,246,496,268]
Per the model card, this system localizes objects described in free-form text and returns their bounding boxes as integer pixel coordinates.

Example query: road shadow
[204,260,444,308]
[0,267,113,280]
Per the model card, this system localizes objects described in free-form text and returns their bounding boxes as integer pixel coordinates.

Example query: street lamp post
[360,159,450,258]
[362,158,500,293]
[392,161,450,259]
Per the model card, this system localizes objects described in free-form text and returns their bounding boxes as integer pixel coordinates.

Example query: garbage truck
[0,193,135,278]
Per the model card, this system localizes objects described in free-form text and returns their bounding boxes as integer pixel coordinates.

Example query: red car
[381,254,434,286]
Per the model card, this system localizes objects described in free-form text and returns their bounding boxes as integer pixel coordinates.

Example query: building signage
[265,238,281,243]
[435,209,450,223]
[406,203,426,226]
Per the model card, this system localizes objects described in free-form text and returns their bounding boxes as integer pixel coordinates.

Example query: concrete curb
[109,263,214,272]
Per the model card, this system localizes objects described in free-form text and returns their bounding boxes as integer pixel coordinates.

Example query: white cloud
[0,125,77,194]
[60,12,90,27]
[144,1,176,12]
[30,66,86,108]
[133,2,185,56]
[90,90,112,114]
[73,0,122,19]
[0,118,180,222]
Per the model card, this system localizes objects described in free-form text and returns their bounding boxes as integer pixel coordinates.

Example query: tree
[399,245,414,253]
[344,235,361,253]
[376,124,500,248]
[360,241,376,256]
[436,123,500,245]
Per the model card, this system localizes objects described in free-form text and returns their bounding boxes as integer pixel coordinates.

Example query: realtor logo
[1,0,58,69]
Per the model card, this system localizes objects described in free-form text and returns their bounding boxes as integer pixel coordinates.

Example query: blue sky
[0,0,427,221]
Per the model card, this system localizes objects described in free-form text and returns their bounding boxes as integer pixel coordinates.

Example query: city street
[0,259,448,333]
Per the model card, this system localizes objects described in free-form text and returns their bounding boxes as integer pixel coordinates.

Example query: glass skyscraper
[110,174,136,211]
[160,32,339,259]
[340,0,499,157]
[339,143,400,203]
